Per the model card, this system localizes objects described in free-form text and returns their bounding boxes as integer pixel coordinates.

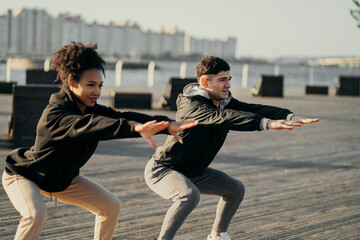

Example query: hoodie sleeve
[45,105,139,141]
[45,103,175,141]
[93,104,173,123]
[225,98,293,120]
[93,104,173,135]
[176,95,263,131]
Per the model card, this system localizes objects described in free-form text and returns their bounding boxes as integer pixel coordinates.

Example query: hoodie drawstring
[49,192,58,206]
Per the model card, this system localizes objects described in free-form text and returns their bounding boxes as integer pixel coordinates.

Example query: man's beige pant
[2,171,121,240]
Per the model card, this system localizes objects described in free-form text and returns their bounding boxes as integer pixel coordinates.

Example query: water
[1,61,360,91]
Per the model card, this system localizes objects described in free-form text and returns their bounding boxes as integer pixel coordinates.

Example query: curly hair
[196,56,230,81]
[51,42,105,91]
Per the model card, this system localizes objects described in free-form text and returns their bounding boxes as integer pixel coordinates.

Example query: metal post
[6,58,12,82]
[180,62,187,79]
[274,65,280,76]
[44,58,51,72]
[242,64,249,89]
[148,61,156,87]
[309,66,314,85]
[115,60,123,87]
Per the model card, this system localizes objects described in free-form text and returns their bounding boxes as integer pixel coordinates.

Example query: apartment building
[0,8,237,59]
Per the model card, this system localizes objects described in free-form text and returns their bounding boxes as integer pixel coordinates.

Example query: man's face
[202,70,231,106]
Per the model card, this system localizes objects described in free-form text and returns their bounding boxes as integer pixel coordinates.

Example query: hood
[49,89,74,105]
[49,89,95,114]
[182,82,232,109]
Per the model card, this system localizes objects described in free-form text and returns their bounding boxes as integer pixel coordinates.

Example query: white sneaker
[207,232,231,240]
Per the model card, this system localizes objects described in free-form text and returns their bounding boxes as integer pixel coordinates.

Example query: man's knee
[234,180,245,202]
[180,187,200,208]
[224,180,245,202]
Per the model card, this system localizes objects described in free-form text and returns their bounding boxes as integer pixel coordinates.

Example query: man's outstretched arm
[265,115,319,130]
[290,115,319,124]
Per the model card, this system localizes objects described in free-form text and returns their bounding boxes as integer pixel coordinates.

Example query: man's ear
[199,76,208,89]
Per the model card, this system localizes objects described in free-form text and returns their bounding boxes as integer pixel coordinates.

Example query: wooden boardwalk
[0,89,359,240]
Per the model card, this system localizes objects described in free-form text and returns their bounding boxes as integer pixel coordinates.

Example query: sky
[2,0,360,59]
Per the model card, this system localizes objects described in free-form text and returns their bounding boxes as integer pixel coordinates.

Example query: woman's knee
[23,207,47,228]
[104,195,122,217]
[110,196,122,214]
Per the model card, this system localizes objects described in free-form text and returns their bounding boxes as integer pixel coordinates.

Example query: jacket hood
[49,89,94,114]
[182,82,232,109]
[49,89,74,106]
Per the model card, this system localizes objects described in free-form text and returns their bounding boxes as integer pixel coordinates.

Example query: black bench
[336,76,360,96]
[249,75,284,97]
[26,69,60,85]
[0,81,17,94]
[110,91,152,109]
[305,85,329,95]
[158,77,197,110]
[11,85,60,147]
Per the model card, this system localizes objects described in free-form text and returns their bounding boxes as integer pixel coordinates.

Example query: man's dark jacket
[5,89,171,192]
[152,83,292,178]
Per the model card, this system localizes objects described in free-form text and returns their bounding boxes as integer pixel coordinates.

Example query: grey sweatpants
[144,159,245,240]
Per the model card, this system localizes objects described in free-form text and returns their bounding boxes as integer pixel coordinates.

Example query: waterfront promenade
[0,86,359,239]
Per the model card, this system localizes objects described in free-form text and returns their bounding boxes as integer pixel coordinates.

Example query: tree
[350,0,360,28]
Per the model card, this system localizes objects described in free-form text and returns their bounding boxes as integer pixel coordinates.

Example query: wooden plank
[0,93,359,240]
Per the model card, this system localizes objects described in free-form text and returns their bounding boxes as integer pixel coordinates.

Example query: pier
[0,86,359,239]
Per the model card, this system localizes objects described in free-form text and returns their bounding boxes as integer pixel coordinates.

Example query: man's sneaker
[207,232,231,240]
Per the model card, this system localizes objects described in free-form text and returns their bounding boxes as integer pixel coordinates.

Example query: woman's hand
[167,120,199,143]
[134,120,169,149]
[291,115,320,124]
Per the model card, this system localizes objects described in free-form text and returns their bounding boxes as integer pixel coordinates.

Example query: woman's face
[69,69,103,113]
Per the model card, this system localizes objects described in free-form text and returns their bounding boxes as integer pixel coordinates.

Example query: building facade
[0,8,237,60]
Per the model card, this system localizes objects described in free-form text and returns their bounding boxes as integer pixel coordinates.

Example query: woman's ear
[68,75,76,88]
[199,76,208,89]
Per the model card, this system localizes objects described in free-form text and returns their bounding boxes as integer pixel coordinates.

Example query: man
[144,56,319,240]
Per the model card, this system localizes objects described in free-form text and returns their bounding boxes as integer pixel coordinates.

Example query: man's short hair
[196,56,230,80]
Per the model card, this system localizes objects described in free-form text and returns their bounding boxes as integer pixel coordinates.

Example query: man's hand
[267,119,302,130]
[167,120,199,144]
[291,115,319,124]
[134,120,169,149]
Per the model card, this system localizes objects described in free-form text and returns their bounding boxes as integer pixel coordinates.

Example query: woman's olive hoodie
[152,83,293,178]
[5,89,171,192]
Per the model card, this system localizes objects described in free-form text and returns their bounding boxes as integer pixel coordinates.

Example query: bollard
[180,62,187,79]
[309,67,314,85]
[274,65,280,76]
[115,60,123,87]
[6,58,12,82]
[242,64,249,89]
[44,58,51,72]
[148,61,156,87]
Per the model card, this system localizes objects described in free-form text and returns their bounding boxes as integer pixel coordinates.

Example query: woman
[2,42,197,240]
